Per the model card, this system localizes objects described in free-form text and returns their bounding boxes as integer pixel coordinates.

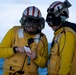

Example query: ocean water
[0,58,4,75]
[0,43,51,75]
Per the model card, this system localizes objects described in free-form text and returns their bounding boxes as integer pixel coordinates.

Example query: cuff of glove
[13,46,18,53]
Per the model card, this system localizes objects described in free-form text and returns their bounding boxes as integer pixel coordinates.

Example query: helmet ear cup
[47,17,61,26]
[20,17,25,26]
[38,18,45,30]
[41,18,45,29]
[46,13,62,26]
[52,17,61,26]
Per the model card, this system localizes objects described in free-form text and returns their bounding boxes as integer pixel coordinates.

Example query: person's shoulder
[64,21,76,32]
[13,26,22,29]
[40,32,46,37]
[63,22,76,36]
[12,26,23,31]
[40,32,48,40]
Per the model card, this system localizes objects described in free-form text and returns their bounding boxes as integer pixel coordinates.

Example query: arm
[59,31,75,75]
[0,27,15,58]
[34,35,48,68]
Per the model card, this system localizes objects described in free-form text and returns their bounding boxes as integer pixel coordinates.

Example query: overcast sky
[0,0,76,42]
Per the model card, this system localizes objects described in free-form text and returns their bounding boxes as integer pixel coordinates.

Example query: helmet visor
[25,22,38,29]
[25,16,41,24]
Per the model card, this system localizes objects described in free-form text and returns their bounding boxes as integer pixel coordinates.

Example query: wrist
[34,54,38,60]
[13,46,18,53]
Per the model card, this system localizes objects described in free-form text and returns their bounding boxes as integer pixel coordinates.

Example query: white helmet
[20,6,45,34]
[46,0,71,26]
[47,1,69,18]
[23,6,42,18]
[47,0,71,20]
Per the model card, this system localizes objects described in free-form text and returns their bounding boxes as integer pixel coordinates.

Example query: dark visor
[25,16,41,24]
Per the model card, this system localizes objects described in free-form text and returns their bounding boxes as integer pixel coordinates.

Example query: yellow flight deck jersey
[0,26,48,75]
[48,21,76,75]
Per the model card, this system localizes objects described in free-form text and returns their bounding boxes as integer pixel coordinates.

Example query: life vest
[48,30,62,74]
[3,27,43,74]
[48,25,76,75]
[60,22,76,75]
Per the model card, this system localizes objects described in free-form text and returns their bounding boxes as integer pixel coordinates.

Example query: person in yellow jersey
[0,6,48,75]
[46,0,76,75]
